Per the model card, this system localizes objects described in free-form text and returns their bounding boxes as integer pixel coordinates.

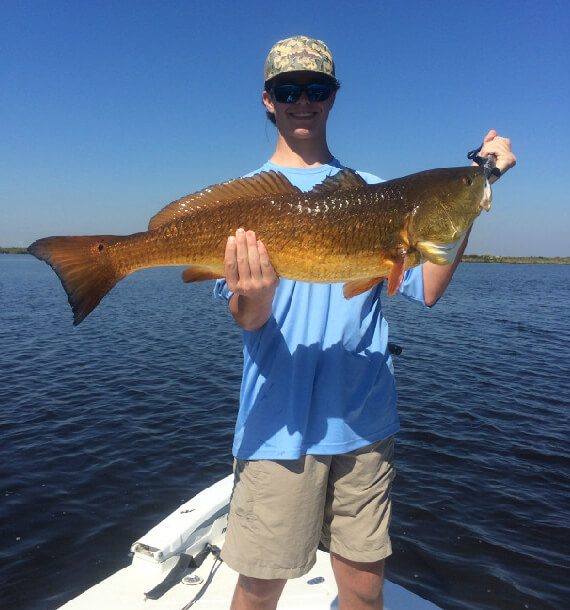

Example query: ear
[262,90,275,116]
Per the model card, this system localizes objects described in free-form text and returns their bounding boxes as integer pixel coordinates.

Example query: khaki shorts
[221,437,395,580]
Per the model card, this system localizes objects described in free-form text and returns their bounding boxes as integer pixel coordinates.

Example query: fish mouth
[481,179,492,212]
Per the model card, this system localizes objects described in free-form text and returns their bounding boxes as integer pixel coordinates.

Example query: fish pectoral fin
[310,169,368,195]
[181,266,224,283]
[343,277,387,299]
[387,254,407,296]
[148,171,302,231]
[342,251,408,299]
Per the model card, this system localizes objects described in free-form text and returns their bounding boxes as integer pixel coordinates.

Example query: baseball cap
[264,36,336,85]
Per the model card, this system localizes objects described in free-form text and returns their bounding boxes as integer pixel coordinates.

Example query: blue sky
[1,0,568,256]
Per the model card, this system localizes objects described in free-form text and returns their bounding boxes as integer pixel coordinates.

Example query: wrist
[229,290,275,331]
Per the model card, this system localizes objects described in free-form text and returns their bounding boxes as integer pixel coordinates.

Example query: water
[382,264,570,609]
[1,255,568,609]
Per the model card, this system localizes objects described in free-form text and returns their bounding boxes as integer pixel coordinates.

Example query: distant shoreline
[461,255,570,264]
[1,248,30,254]
[1,248,568,265]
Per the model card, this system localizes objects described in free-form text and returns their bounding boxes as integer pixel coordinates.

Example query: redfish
[29,167,491,325]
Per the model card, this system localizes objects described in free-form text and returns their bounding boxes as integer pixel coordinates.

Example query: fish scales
[28,166,491,325]
[134,192,395,281]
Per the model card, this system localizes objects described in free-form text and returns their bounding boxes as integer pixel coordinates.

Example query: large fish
[28,166,491,325]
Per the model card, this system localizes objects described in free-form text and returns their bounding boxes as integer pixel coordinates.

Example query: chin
[293,129,314,138]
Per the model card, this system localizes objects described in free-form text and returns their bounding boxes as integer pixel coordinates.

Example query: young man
[215,36,516,610]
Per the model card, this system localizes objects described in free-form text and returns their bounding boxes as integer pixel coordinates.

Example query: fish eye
[462,176,472,186]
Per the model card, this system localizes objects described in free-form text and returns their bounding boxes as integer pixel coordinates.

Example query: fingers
[224,234,239,290]
[224,228,279,295]
[235,228,254,283]
[481,134,510,156]
[257,239,274,278]
[246,230,263,282]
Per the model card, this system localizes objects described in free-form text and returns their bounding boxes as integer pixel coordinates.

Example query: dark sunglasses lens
[273,85,301,103]
[306,84,332,101]
[272,83,332,103]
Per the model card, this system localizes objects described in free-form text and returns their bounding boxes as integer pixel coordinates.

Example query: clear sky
[1,0,568,256]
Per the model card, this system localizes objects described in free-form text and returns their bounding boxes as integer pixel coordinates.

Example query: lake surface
[1,255,568,609]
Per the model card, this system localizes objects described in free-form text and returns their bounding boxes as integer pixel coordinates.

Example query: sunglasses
[271,83,333,104]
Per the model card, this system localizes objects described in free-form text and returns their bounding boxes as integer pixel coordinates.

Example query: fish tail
[28,235,128,325]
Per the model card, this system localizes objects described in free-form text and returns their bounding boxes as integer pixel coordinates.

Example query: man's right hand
[225,228,279,331]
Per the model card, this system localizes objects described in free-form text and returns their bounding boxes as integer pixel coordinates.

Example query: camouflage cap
[264,35,335,84]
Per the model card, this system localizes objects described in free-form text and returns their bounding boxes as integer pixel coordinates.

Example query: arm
[422,227,472,306]
[422,129,517,306]
[225,228,279,331]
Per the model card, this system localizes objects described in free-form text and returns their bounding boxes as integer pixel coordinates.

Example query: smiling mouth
[290,112,316,118]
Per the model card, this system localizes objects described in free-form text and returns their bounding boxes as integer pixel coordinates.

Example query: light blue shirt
[215,160,426,459]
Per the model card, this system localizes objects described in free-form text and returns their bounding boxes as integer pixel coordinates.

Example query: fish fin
[342,248,408,299]
[309,169,368,195]
[182,266,224,283]
[416,238,463,265]
[148,171,302,231]
[28,236,127,326]
[343,277,386,299]
[387,254,407,296]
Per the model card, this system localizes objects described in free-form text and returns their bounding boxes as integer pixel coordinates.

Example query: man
[215,36,516,610]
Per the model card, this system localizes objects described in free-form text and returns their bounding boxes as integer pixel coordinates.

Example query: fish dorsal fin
[148,171,301,231]
[309,169,368,195]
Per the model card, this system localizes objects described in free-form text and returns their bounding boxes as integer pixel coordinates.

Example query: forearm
[422,227,471,306]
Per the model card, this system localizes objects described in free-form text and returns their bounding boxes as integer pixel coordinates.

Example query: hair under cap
[264,35,335,84]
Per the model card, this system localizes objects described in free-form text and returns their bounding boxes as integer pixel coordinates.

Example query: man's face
[262,72,336,141]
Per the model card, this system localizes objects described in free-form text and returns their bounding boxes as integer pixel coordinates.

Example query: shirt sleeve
[398,266,428,307]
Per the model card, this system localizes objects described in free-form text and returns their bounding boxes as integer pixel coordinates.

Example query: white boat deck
[58,475,439,609]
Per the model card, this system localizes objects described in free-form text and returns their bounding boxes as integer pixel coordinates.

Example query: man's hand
[225,228,279,331]
[477,129,517,183]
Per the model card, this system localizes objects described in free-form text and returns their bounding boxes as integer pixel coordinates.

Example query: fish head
[407,166,491,265]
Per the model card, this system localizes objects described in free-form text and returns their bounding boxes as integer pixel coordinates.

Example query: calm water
[1,255,568,609]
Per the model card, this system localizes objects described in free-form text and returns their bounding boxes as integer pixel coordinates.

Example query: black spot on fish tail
[28,235,128,325]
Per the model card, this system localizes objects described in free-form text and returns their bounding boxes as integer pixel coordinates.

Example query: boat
[58,474,440,609]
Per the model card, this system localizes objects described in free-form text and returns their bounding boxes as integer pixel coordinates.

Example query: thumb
[483,129,497,144]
